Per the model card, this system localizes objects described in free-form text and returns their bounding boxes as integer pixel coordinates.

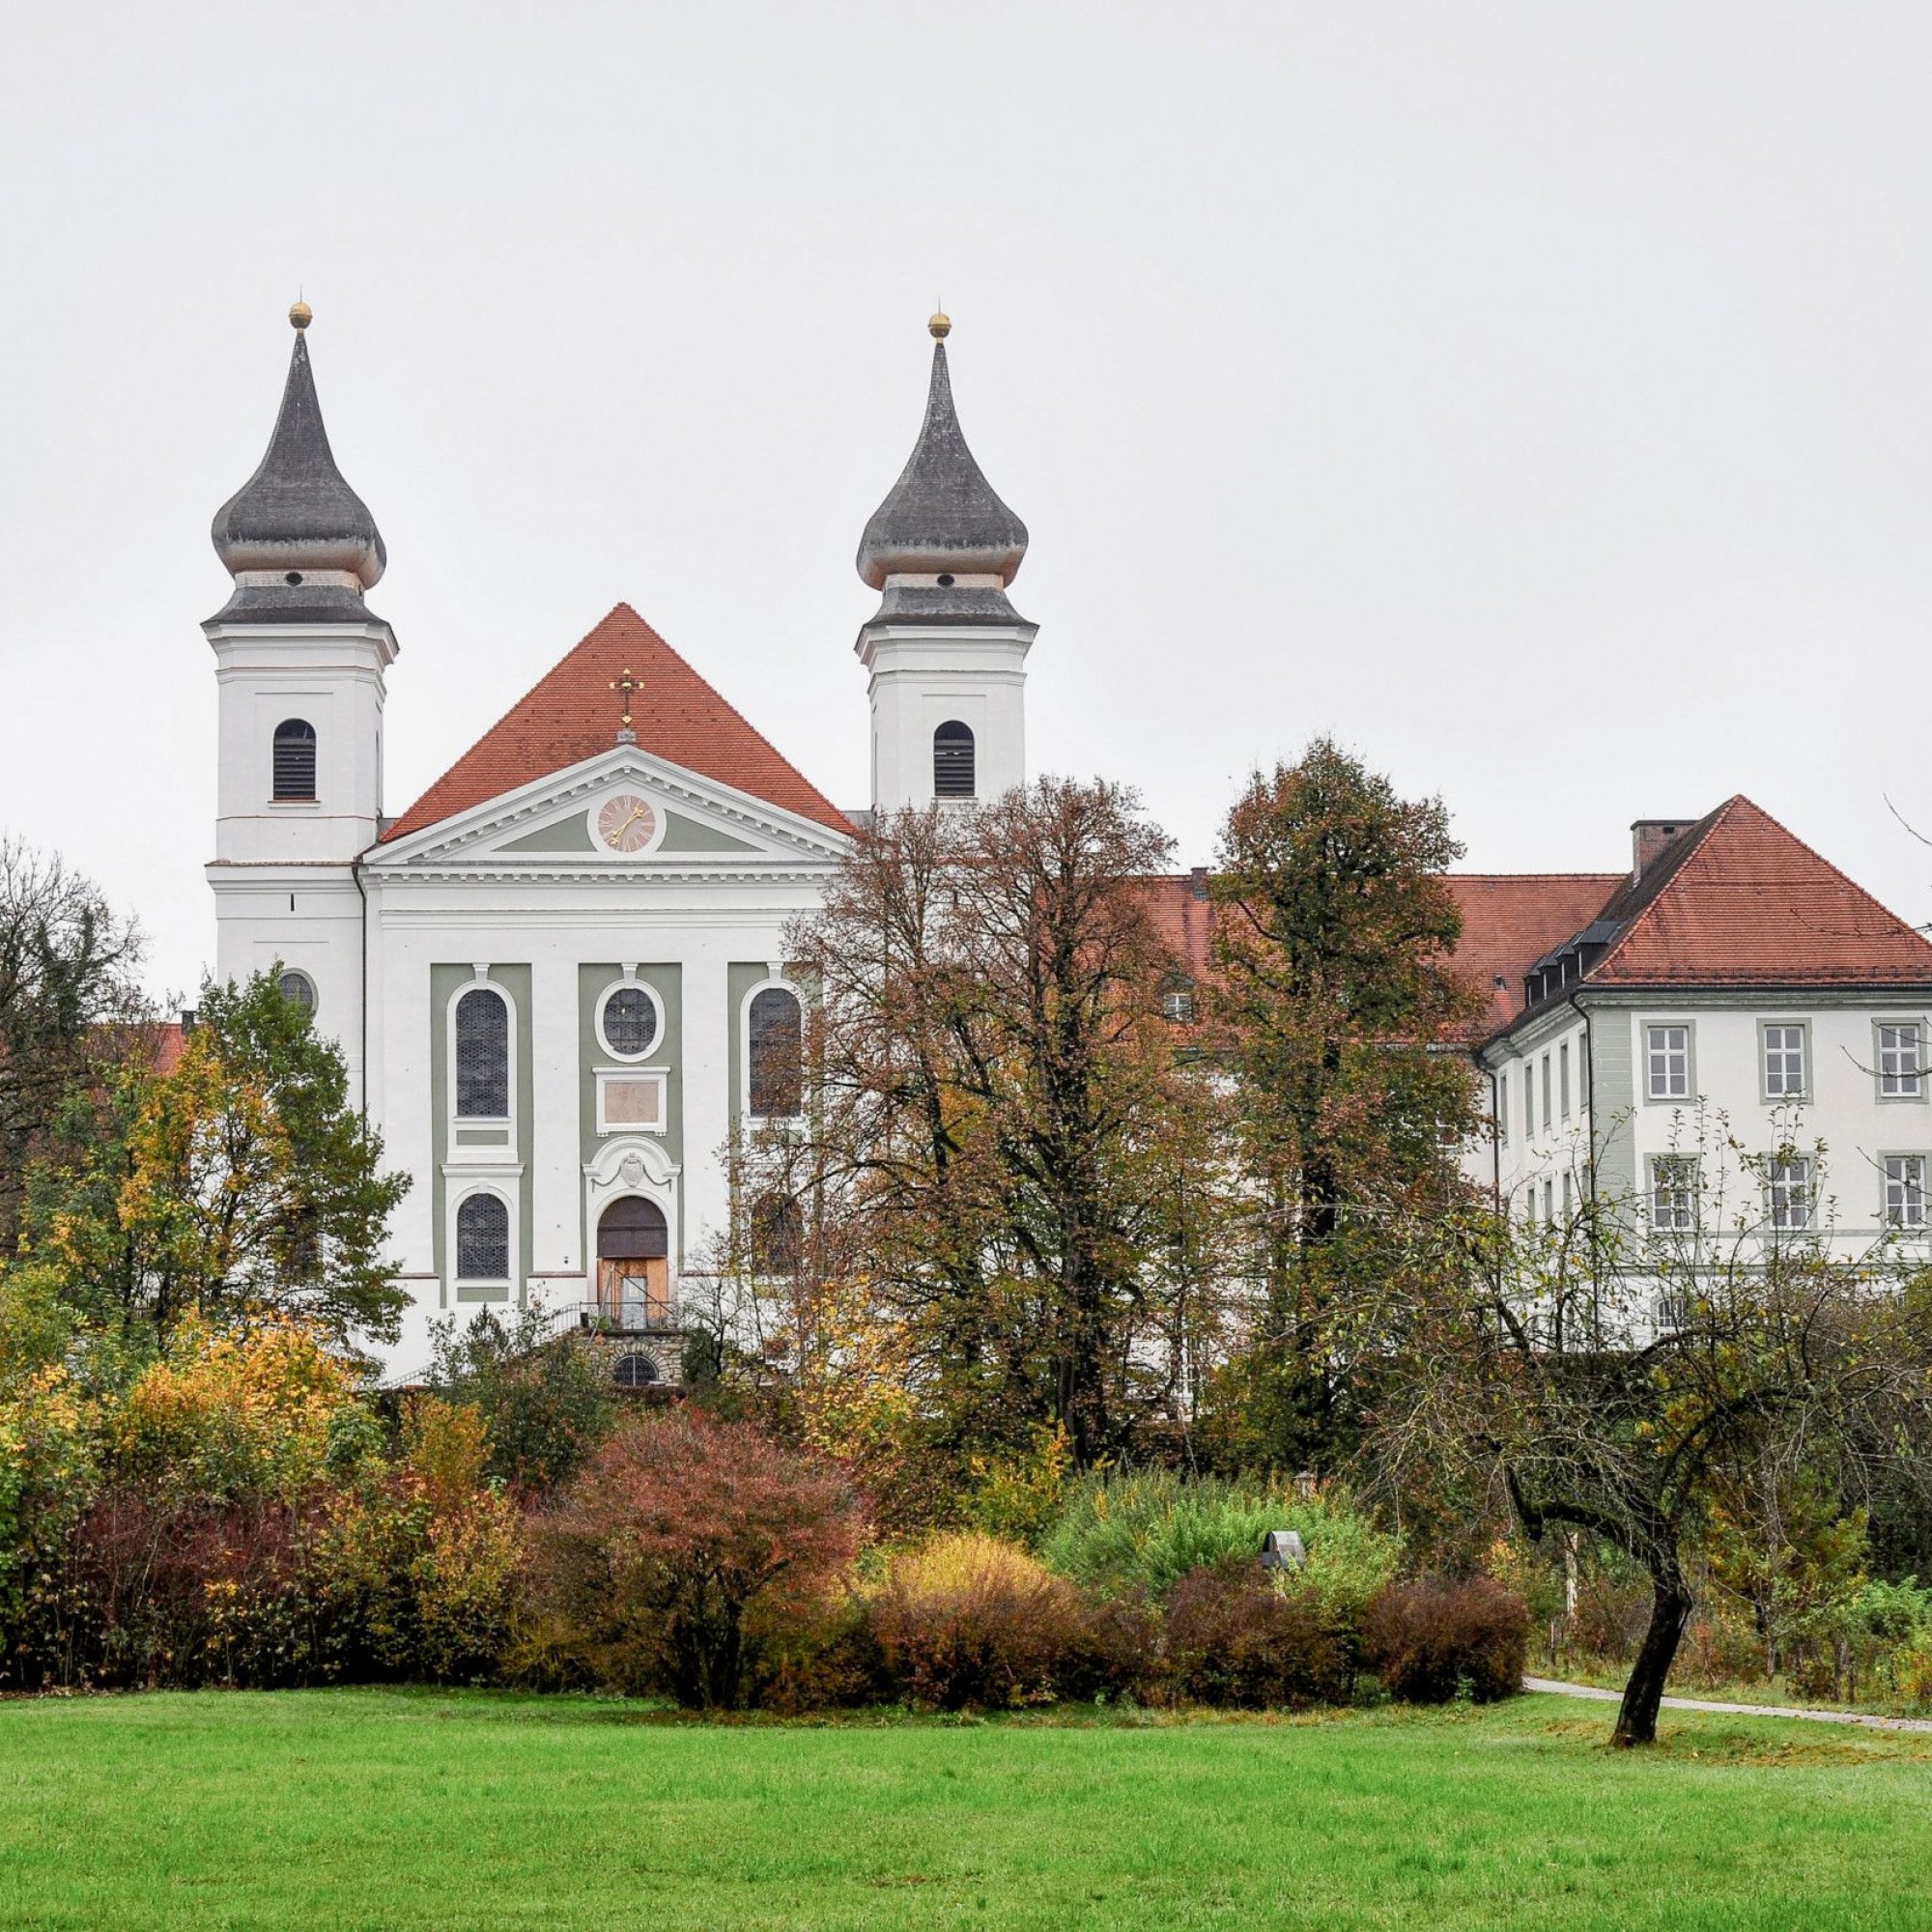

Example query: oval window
[601,984,659,1059]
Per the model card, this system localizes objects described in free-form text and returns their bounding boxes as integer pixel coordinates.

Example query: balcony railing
[545,1300,687,1339]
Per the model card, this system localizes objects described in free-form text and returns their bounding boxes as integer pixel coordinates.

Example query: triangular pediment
[365,746,852,872]
[379,604,853,846]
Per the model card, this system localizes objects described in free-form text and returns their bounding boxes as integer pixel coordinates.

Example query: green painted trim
[456,1285,511,1303]
[579,965,684,1265]
[659,810,758,854]
[726,962,770,1131]
[1589,1008,1638,1214]
[497,812,595,853]
[430,964,534,1305]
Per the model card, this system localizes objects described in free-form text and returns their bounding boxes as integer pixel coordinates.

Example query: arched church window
[273,719,317,801]
[932,720,976,800]
[456,1193,509,1281]
[749,1192,803,1274]
[455,987,510,1118]
[748,987,804,1118]
[278,969,317,1012]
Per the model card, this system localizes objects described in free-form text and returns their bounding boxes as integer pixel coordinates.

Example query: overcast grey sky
[3,3,1930,998]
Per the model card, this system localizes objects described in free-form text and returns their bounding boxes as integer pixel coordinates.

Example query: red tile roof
[1140,871,1217,980]
[1587,795,1932,987]
[152,1021,185,1075]
[1135,795,1932,1049]
[1445,873,1627,1036]
[381,604,853,843]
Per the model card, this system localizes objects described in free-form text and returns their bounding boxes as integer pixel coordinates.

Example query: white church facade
[201,305,1932,1380]
[205,306,1031,1378]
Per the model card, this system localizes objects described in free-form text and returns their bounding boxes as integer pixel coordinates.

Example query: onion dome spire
[209,303,386,623]
[857,316,1028,602]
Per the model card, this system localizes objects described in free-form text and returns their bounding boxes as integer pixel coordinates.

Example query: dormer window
[272,719,317,800]
[933,721,976,800]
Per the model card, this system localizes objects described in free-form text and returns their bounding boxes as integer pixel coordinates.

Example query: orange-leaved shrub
[517,1410,865,1708]
[1361,1575,1530,1704]
[866,1532,1149,1711]
[1162,1560,1350,1709]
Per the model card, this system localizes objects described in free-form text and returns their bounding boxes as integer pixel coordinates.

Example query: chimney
[1631,820,1690,882]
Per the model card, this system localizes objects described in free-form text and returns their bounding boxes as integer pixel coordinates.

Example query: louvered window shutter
[272,720,317,800]
[932,721,976,799]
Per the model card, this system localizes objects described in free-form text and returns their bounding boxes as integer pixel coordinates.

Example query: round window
[612,1352,658,1390]
[278,970,317,1012]
[600,984,659,1058]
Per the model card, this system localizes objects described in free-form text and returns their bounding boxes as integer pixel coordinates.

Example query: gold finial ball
[928,310,952,340]
[289,299,313,331]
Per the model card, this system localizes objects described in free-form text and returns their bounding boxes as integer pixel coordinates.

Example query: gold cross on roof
[609,667,639,742]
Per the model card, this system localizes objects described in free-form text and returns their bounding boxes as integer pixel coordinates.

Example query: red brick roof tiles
[1445,873,1627,1036]
[381,604,853,844]
[1587,795,1932,987]
[1134,795,1932,1050]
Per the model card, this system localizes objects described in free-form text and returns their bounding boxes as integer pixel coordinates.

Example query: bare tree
[1370,1142,1932,1746]
[0,835,147,1236]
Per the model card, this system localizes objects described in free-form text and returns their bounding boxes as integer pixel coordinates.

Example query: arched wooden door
[596,1196,669,1327]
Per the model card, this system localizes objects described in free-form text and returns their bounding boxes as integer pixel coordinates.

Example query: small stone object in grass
[1260,1530,1307,1573]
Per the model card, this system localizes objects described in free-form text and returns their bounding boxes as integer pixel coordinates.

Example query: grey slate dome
[857,334,1028,592]
[209,314,386,623]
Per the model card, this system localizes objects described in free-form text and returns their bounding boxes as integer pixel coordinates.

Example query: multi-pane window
[1561,1172,1574,1224]
[455,988,510,1118]
[1763,1024,1807,1098]
[1541,1055,1552,1130]
[456,1193,509,1280]
[1881,1024,1923,1098]
[1523,1065,1535,1140]
[1161,985,1197,1025]
[1543,1179,1554,1227]
[1768,1157,1812,1232]
[1650,1155,1697,1235]
[748,986,804,1118]
[1497,1069,1510,1145]
[1647,1025,1690,1100]
[1559,1042,1571,1122]
[1884,1155,1927,1230]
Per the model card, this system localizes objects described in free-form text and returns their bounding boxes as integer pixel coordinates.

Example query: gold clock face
[597,793,658,853]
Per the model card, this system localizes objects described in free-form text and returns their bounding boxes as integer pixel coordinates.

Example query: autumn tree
[1205,739,1483,1472]
[14,968,408,1354]
[755,779,1223,1479]
[525,1411,864,1708]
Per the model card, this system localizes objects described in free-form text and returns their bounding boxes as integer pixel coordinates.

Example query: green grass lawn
[4,1691,1931,1930]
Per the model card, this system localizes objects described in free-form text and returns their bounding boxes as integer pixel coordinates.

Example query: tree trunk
[1611,1573,1693,1747]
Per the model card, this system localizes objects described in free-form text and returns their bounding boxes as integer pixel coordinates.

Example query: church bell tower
[855,314,1035,813]
[204,302,395,1094]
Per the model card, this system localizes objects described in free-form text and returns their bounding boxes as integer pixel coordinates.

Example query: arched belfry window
[933,721,976,800]
[456,1193,509,1281]
[273,719,317,801]
[748,986,804,1119]
[455,987,510,1118]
